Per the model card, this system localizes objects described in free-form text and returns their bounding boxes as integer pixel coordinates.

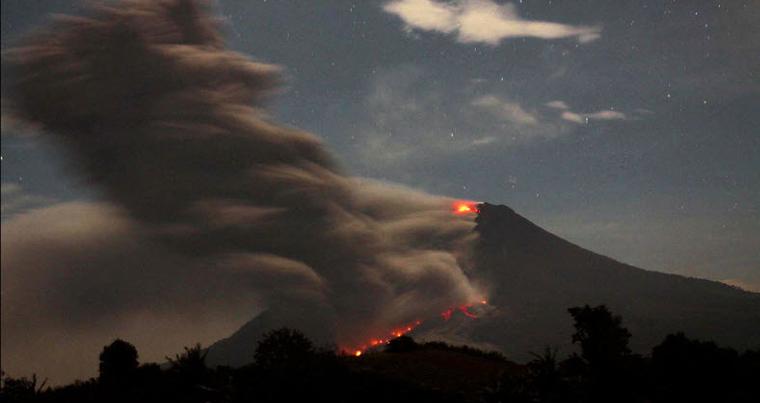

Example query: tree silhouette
[651,332,741,402]
[166,343,209,386]
[98,339,139,385]
[254,328,315,371]
[386,335,418,353]
[567,305,639,403]
[0,372,47,402]
[568,305,631,369]
[527,347,565,402]
[163,344,214,402]
[9,321,760,403]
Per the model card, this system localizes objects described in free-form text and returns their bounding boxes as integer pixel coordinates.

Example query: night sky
[2,0,759,293]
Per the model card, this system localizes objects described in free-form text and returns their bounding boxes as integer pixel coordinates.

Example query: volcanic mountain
[207,203,760,366]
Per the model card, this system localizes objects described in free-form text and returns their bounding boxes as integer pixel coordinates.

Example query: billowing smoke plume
[2,0,481,380]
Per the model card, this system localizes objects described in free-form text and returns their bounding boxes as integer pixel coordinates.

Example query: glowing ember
[347,299,489,356]
[453,201,479,215]
[442,299,489,321]
[459,305,478,319]
[346,319,423,356]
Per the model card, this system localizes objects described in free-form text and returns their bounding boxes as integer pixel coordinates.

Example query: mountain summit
[208,203,760,366]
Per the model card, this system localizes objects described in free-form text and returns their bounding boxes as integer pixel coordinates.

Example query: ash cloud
[2,0,481,381]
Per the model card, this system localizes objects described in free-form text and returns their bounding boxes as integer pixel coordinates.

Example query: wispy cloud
[383,0,601,45]
[352,68,577,176]
[1,100,43,138]
[1,183,54,220]
[472,95,538,126]
[545,100,569,110]
[547,99,633,124]
[471,136,496,145]
[352,69,639,182]
[561,109,627,124]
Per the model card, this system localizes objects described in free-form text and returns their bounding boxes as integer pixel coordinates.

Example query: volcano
[207,203,760,366]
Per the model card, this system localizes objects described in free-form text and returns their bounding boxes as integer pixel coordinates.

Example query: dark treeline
[2,305,758,403]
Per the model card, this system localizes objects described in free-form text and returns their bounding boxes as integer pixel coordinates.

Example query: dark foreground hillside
[3,306,758,403]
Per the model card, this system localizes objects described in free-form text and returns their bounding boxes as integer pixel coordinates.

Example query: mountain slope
[206,305,335,368]
[208,203,760,366]
[460,203,760,360]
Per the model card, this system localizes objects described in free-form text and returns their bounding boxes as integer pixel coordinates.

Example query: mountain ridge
[207,203,760,367]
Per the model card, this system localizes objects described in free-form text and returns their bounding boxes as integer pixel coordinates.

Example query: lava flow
[347,319,423,357]
[441,300,487,321]
[344,200,485,356]
[347,299,488,356]
[453,201,479,215]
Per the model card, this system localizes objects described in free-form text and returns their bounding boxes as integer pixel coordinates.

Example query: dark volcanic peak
[475,202,569,252]
[466,203,760,360]
[207,306,335,368]
[209,203,760,367]
[475,203,521,234]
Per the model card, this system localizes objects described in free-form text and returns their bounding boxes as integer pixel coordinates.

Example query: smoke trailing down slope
[2,0,482,379]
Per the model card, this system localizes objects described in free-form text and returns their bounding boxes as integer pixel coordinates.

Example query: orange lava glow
[453,201,479,215]
[442,299,489,321]
[460,305,478,319]
[347,300,489,356]
[346,319,423,357]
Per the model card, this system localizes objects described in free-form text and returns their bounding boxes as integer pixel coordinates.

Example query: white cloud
[472,95,538,125]
[1,183,54,219]
[561,109,627,124]
[383,0,601,45]
[588,110,627,120]
[549,99,631,124]
[545,100,569,110]
[471,136,496,146]
[383,0,458,33]
[352,69,637,179]
[561,111,585,124]
[352,68,576,177]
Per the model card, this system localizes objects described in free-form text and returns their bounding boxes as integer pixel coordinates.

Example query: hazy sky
[2,0,759,290]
